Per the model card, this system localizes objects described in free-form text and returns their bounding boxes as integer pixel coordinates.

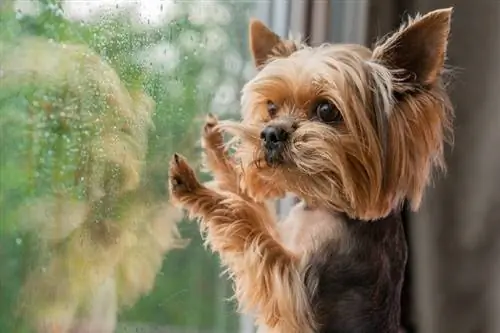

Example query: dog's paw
[169,153,200,196]
[203,112,218,133]
[202,113,224,147]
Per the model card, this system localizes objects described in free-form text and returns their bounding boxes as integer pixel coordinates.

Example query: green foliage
[0,1,254,332]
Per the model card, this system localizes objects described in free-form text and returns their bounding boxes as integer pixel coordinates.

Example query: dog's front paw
[169,153,201,198]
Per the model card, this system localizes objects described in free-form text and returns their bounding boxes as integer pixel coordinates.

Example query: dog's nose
[260,126,288,165]
[260,126,288,145]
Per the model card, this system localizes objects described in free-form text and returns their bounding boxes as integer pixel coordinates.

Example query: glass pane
[0,1,258,332]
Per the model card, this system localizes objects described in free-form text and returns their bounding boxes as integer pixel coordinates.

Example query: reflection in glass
[0,1,255,332]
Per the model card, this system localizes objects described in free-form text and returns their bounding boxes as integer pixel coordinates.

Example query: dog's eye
[267,100,278,117]
[315,100,342,123]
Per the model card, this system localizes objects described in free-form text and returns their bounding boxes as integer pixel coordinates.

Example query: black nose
[260,126,288,144]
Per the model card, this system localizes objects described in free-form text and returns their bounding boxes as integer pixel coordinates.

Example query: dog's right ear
[249,19,295,69]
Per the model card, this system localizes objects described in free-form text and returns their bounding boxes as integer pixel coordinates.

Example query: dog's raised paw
[205,113,218,127]
[169,153,200,194]
[202,113,226,153]
[203,113,222,138]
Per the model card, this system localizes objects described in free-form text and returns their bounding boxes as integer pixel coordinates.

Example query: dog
[168,7,453,333]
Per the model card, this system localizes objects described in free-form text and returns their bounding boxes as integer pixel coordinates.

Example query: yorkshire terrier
[169,7,453,333]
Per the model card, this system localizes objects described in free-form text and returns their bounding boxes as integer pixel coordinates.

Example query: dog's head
[221,8,454,220]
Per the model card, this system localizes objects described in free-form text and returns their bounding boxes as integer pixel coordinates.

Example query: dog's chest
[278,202,345,255]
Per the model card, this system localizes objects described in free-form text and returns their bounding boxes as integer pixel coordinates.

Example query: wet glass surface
[0,1,256,332]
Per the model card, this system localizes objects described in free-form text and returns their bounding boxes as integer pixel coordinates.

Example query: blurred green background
[0,0,254,332]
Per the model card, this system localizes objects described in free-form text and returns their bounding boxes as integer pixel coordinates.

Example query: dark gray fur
[303,208,407,333]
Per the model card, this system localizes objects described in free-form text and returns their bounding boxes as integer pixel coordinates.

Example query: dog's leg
[169,154,314,332]
[201,113,240,193]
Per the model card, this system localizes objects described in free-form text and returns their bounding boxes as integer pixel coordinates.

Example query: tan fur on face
[220,8,453,220]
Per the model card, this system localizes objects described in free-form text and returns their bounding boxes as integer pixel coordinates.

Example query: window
[0,1,285,332]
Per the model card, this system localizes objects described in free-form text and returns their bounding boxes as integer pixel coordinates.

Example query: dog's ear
[249,19,295,69]
[372,8,452,88]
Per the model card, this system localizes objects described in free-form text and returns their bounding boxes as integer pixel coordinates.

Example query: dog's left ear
[372,8,452,88]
